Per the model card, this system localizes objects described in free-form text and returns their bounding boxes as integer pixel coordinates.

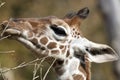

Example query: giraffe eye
[50,24,67,36]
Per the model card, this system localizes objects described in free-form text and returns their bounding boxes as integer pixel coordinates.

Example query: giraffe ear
[64,7,89,26]
[86,41,119,63]
[71,38,118,63]
[64,7,89,19]
[76,7,89,19]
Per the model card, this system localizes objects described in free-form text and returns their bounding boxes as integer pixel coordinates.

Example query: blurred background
[0,0,120,80]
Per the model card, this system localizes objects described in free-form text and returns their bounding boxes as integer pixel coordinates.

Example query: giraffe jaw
[17,37,37,51]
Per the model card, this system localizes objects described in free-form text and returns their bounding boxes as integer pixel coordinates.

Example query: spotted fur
[1,7,118,80]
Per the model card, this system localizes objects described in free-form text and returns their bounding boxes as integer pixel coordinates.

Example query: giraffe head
[0,7,118,80]
[1,17,72,59]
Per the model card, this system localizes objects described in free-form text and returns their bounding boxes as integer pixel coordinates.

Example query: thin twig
[0,18,13,37]
[32,63,40,80]
[0,21,10,37]
[0,1,5,7]
[1,57,48,73]
[42,58,56,80]
[0,35,11,41]
[40,67,43,80]
[0,65,7,80]
[0,50,15,54]
[0,70,8,80]
[39,57,46,80]
[32,57,47,80]
[0,69,6,80]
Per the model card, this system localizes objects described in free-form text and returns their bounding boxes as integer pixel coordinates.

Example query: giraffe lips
[0,21,21,36]
[0,28,21,39]
[5,28,21,35]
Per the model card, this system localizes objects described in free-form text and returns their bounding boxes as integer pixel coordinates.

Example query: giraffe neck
[54,55,91,80]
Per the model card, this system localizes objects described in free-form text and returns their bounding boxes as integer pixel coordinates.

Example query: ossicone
[64,7,90,26]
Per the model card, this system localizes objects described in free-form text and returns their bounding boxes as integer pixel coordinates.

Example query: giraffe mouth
[0,27,21,39]
[0,21,22,38]
[4,28,21,35]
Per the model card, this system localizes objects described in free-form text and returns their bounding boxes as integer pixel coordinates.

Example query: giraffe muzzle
[0,21,21,37]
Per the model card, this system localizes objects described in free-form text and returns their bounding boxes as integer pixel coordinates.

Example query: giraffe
[0,7,118,80]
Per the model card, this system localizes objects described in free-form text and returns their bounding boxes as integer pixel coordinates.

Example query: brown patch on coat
[29,21,39,27]
[40,37,48,45]
[30,38,38,45]
[73,54,91,80]
[66,50,70,57]
[51,50,59,54]
[73,74,84,80]
[73,65,87,80]
[47,42,57,49]
[85,55,91,80]
[59,45,64,49]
